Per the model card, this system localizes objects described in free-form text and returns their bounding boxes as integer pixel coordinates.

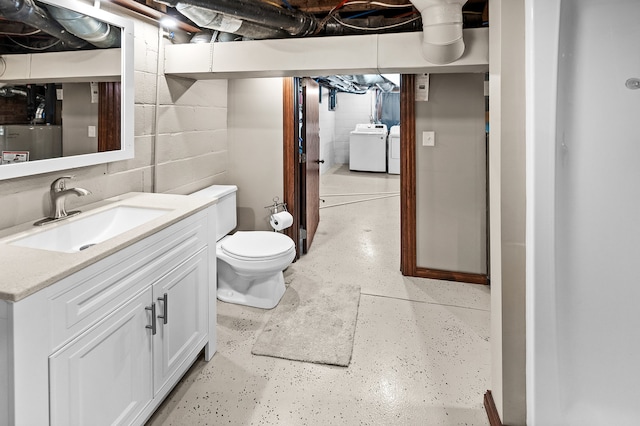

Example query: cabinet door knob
[145,303,157,335]
[157,293,168,325]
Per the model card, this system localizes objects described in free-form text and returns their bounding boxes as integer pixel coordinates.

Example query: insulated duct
[0,0,87,48]
[176,4,287,39]
[315,74,398,94]
[46,6,120,48]
[158,0,317,37]
[410,0,467,64]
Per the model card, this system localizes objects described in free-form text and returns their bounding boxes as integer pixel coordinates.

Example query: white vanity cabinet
[0,207,216,426]
[151,249,208,397]
[49,249,208,426]
[49,287,155,426]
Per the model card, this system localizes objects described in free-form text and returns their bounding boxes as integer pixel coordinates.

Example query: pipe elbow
[411,1,467,65]
[422,22,465,65]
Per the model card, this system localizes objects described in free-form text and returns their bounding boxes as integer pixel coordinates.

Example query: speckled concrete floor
[147,165,490,426]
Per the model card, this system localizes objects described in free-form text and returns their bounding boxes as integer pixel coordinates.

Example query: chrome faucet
[34,176,91,226]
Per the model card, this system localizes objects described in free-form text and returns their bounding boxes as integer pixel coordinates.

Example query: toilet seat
[220,231,295,261]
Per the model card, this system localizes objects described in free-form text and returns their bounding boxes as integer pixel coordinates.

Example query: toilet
[190,185,296,309]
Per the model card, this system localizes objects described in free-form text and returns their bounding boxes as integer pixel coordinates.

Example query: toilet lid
[221,231,294,260]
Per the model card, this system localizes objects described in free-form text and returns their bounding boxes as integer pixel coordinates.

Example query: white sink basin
[8,205,170,253]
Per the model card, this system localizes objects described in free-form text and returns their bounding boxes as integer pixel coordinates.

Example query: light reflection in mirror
[0,0,121,54]
[0,0,134,180]
[0,81,121,164]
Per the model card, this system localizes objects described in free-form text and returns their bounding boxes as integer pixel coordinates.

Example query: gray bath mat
[251,274,361,367]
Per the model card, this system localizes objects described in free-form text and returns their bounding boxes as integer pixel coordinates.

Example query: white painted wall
[227,78,284,231]
[61,83,98,157]
[490,0,526,424]
[333,91,376,164]
[415,73,487,274]
[318,86,336,174]
[0,302,7,425]
[528,0,640,424]
[0,13,229,231]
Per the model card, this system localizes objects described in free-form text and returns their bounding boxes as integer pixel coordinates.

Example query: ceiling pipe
[0,86,27,97]
[409,0,467,64]
[109,0,201,33]
[0,0,87,48]
[324,15,421,36]
[157,0,317,37]
[175,4,288,39]
[46,6,120,48]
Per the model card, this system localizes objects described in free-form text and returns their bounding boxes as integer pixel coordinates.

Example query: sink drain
[79,243,96,251]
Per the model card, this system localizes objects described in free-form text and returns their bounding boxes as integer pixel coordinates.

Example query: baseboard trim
[484,390,503,426]
[414,267,488,285]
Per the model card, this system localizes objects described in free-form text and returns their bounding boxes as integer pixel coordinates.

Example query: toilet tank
[189,185,237,241]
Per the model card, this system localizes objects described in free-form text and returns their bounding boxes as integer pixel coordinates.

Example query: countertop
[0,192,216,302]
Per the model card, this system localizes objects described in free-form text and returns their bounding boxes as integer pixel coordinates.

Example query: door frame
[282,77,300,258]
[284,74,488,284]
[399,74,417,276]
[400,74,487,284]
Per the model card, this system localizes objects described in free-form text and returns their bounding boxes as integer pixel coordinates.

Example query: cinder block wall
[0,15,229,230]
[333,91,375,165]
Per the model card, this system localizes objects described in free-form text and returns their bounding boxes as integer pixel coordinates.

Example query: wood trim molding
[415,267,488,285]
[400,74,416,276]
[282,77,300,259]
[484,390,503,426]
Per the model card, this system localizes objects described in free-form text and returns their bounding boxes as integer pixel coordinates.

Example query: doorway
[283,74,488,285]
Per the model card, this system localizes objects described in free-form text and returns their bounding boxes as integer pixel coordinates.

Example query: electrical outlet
[422,131,435,146]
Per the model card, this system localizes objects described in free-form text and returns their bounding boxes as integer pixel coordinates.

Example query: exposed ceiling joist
[283,0,414,14]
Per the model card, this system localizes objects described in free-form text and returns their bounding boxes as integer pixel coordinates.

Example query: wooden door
[282,77,320,258]
[98,82,121,152]
[301,78,320,253]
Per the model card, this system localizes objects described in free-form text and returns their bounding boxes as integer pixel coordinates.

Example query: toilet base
[217,269,286,310]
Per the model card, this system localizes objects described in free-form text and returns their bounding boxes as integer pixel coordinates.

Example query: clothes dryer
[388,125,400,175]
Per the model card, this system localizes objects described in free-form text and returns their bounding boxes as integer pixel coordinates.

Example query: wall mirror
[0,0,134,180]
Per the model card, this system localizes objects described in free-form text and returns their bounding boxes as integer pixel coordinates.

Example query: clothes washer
[349,123,388,172]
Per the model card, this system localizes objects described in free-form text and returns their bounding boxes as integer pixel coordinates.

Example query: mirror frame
[0,0,134,180]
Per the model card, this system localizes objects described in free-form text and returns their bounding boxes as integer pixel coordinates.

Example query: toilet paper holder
[264,196,288,215]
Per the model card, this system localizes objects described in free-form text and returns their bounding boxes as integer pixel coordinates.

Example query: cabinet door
[49,288,154,426]
[153,249,208,396]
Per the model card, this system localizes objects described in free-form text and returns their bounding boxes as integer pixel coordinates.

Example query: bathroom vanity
[0,193,217,426]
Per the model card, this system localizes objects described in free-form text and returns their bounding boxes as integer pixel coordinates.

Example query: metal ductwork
[45,6,120,48]
[0,0,87,49]
[0,86,28,97]
[410,0,467,64]
[324,15,422,37]
[159,0,317,37]
[169,0,426,41]
[176,4,288,40]
[315,74,398,95]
